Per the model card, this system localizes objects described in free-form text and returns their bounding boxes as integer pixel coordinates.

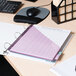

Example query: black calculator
[0,0,22,13]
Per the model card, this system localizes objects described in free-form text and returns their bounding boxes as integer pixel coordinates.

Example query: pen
[75,65,76,72]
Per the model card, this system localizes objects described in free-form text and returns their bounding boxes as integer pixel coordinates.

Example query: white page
[50,55,76,76]
[34,25,71,47]
[0,22,25,54]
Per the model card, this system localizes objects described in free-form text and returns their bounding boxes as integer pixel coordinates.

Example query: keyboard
[0,0,22,13]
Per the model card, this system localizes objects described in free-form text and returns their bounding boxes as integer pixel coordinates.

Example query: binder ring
[3,42,11,54]
[14,32,21,39]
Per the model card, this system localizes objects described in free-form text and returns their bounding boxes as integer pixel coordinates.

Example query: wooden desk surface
[1,0,76,76]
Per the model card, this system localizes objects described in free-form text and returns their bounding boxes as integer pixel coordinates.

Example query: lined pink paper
[9,26,60,61]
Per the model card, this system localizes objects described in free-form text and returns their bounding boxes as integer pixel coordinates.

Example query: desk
[0,0,76,76]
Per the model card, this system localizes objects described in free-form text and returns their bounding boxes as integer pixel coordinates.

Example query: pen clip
[75,65,76,72]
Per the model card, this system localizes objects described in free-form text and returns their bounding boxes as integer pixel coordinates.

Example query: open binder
[0,22,71,63]
[3,24,71,62]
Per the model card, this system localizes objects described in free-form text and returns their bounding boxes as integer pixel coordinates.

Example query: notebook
[7,25,71,61]
[0,22,25,54]
[50,55,76,76]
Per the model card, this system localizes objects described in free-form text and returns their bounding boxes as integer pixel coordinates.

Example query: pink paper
[9,26,60,61]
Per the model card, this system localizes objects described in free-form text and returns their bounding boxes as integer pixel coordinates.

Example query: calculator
[0,0,22,13]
